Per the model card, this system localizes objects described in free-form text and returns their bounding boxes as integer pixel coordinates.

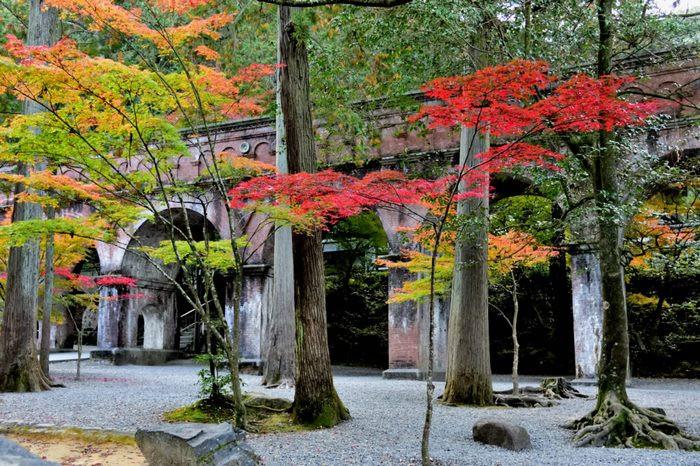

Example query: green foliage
[491,195,555,244]
[0,217,111,247]
[194,351,233,398]
[142,238,248,272]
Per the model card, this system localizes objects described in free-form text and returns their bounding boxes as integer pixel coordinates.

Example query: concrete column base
[91,348,182,366]
[382,368,445,381]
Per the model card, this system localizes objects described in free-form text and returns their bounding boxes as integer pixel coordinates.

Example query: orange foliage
[44,0,233,49]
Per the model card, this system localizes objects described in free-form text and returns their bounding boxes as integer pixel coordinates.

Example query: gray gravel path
[1,361,698,465]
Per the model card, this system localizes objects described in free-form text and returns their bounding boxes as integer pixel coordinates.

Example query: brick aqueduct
[43,51,698,379]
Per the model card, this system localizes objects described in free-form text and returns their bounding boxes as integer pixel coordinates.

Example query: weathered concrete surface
[570,251,603,379]
[135,423,260,466]
[472,418,532,451]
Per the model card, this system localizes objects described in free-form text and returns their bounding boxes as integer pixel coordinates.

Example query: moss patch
[0,426,136,446]
[163,394,309,434]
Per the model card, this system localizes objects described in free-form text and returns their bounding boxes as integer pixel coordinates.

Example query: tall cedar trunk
[0,0,59,392]
[593,0,630,403]
[262,10,296,387]
[40,207,56,376]
[442,126,493,406]
[278,5,348,426]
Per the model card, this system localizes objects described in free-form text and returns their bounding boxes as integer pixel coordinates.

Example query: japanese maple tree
[0,0,275,425]
[407,58,662,459]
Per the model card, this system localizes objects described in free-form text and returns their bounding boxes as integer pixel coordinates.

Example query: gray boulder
[135,423,260,466]
[472,418,532,451]
[0,436,58,466]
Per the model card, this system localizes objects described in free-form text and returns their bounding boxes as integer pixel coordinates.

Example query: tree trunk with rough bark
[278,5,348,426]
[262,10,296,388]
[442,126,493,406]
[40,207,55,376]
[0,0,59,393]
[570,0,699,449]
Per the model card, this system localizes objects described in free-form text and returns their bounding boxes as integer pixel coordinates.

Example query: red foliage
[232,61,655,235]
[416,60,656,137]
[414,60,552,136]
[5,34,84,65]
[533,74,658,133]
[229,169,443,230]
[95,275,138,288]
[54,267,95,288]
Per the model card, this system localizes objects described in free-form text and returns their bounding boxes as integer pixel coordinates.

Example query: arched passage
[323,211,390,368]
[115,208,224,352]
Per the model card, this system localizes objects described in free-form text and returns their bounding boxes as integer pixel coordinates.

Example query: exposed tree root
[493,393,557,408]
[492,377,586,406]
[263,379,295,390]
[540,377,588,399]
[569,392,700,450]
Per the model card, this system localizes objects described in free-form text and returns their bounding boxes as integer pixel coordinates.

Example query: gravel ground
[1,361,699,465]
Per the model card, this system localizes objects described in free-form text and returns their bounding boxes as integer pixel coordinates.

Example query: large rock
[0,436,58,466]
[135,423,260,466]
[472,418,532,451]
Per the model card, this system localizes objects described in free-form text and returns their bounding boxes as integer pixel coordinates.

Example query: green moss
[163,397,240,424]
[0,426,136,446]
[163,395,311,434]
[308,403,336,429]
[294,395,350,429]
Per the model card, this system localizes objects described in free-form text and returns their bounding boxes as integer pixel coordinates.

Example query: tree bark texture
[40,207,55,376]
[442,127,493,406]
[0,0,59,393]
[278,5,348,426]
[594,0,628,403]
[262,14,296,388]
[570,0,699,449]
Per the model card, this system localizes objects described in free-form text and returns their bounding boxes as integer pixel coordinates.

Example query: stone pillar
[569,205,604,381]
[97,286,121,349]
[226,264,271,363]
[383,264,449,380]
[570,248,603,380]
[385,266,421,375]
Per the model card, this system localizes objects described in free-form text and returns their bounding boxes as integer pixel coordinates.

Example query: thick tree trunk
[0,0,59,393]
[571,0,699,449]
[442,127,493,406]
[594,0,628,406]
[278,5,348,426]
[262,11,296,388]
[40,207,55,376]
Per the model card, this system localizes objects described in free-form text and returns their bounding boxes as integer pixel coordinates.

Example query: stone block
[0,436,58,465]
[135,423,260,466]
[472,418,532,451]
